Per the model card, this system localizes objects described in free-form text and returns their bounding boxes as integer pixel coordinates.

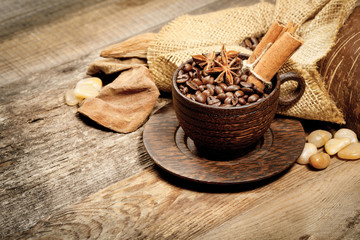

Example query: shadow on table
[153,164,291,193]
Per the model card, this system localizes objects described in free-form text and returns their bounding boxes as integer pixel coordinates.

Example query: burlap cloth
[148,0,356,124]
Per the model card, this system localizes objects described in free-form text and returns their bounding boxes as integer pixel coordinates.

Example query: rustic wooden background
[1,0,360,239]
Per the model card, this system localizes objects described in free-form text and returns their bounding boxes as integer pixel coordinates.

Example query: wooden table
[1,0,360,239]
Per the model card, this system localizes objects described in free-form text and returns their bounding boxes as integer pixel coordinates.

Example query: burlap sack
[147,0,356,124]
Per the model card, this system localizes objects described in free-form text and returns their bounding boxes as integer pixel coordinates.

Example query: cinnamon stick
[276,21,294,40]
[287,21,298,34]
[248,21,286,63]
[247,31,304,90]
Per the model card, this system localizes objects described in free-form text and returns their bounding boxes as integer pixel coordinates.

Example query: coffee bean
[193,78,203,86]
[215,85,224,95]
[251,37,259,45]
[219,83,228,91]
[250,37,259,50]
[238,97,246,105]
[206,85,215,95]
[207,96,221,105]
[193,67,201,77]
[193,71,200,78]
[225,92,234,98]
[241,87,254,94]
[198,85,206,91]
[182,86,189,94]
[213,102,221,107]
[202,75,215,84]
[222,103,232,107]
[263,93,269,98]
[248,94,260,103]
[195,90,202,95]
[206,83,215,90]
[243,95,249,99]
[202,89,212,97]
[240,75,248,82]
[240,81,253,88]
[226,85,240,92]
[244,38,253,49]
[186,80,199,91]
[234,90,244,97]
[231,95,238,105]
[244,37,260,50]
[195,93,206,103]
[217,93,226,102]
[184,63,192,72]
[233,76,240,85]
[224,97,232,104]
[253,85,264,95]
[176,73,189,83]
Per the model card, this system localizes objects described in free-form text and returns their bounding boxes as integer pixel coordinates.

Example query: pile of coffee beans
[175,53,271,107]
[241,36,262,51]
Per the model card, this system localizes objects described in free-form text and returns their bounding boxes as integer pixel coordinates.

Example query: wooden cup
[172,55,305,153]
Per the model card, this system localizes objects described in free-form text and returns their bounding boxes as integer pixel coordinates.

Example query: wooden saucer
[143,104,305,185]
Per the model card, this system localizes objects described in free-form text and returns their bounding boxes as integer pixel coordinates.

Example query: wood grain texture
[0,62,170,237]
[12,158,360,240]
[0,0,268,87]
[0,0,269,237]
[9,0,360,239]
[0,0,219,86]
[143,104,305,184]
[0,0,103,39]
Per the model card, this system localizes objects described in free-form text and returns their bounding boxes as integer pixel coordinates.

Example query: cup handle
[278,72,306,107]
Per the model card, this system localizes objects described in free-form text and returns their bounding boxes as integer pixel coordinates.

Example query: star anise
[192,51,216,72]
[207,45,240,85]
[226,50,239,60]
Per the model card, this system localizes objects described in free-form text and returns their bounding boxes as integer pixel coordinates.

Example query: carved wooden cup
[172,55,305,153]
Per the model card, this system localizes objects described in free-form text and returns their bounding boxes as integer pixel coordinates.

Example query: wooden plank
[0,0,268,237]
[0,0,267,87]
[0,0,220,86]
[0,0,267,237]
[0,56,171,237]
[0,74,170,238]
[12,158,360,239]
[0,0,103,39]
[199,163,360,239]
